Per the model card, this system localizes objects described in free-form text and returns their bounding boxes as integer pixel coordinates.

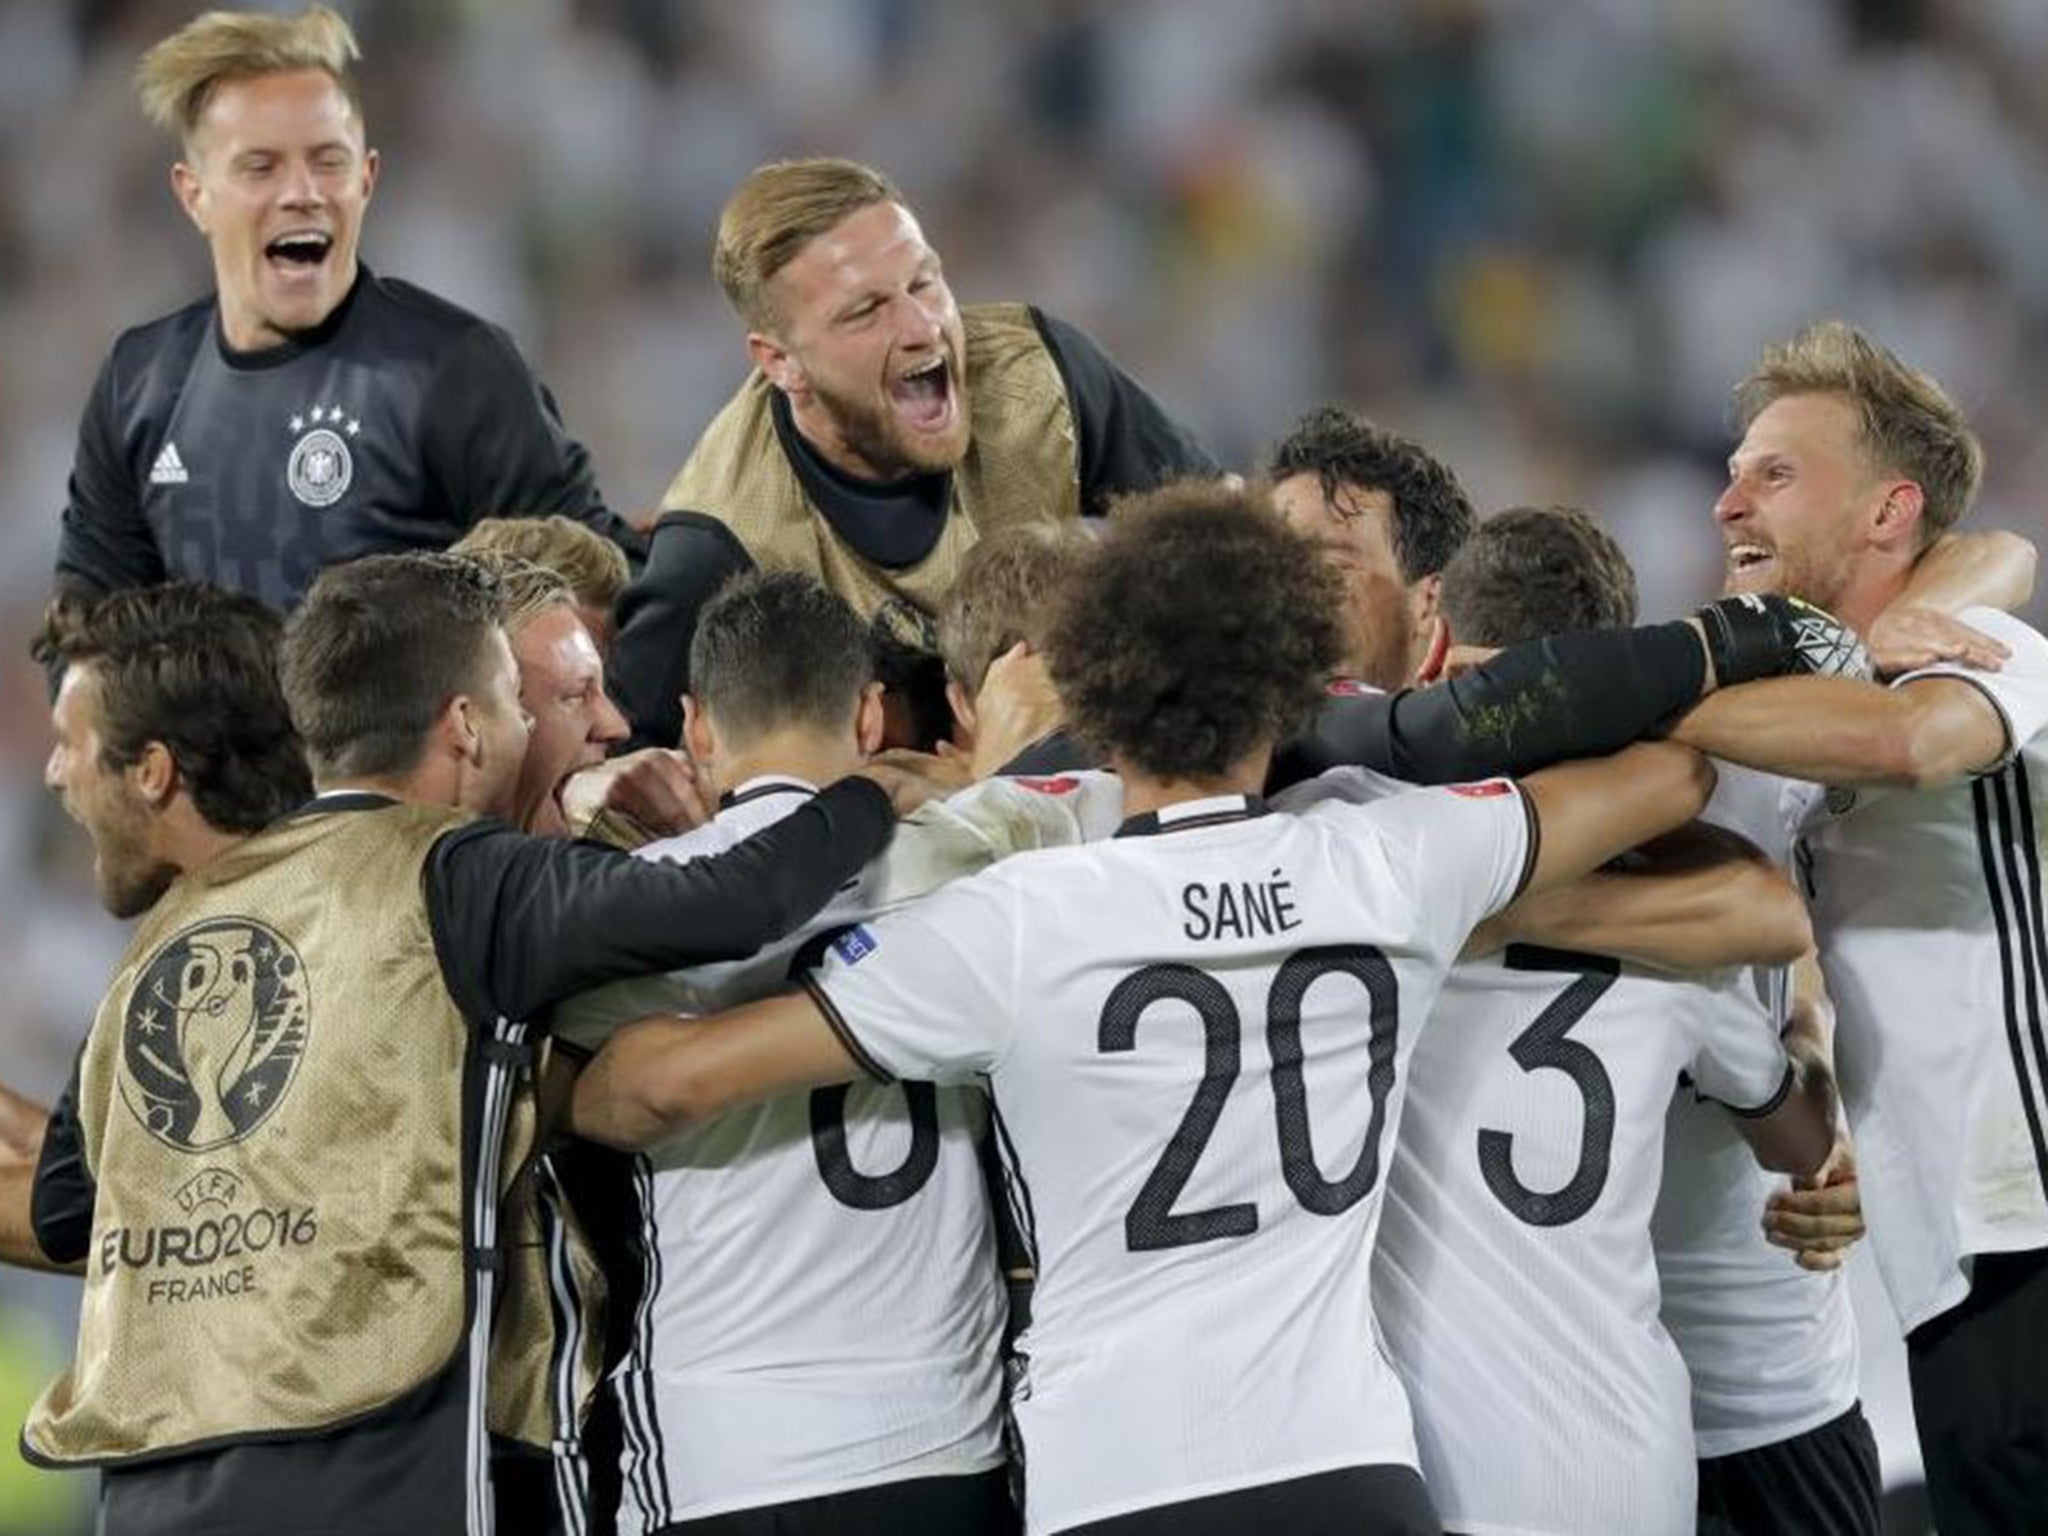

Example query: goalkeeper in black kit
[52,6,641,618]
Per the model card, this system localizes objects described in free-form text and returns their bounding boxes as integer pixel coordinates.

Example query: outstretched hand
[1867,604,2009,678]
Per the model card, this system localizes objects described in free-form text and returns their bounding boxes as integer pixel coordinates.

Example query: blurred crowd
[3,1,2046,1522]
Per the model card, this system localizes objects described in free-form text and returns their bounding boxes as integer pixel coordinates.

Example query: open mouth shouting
[264,229,334,283]
[888,354,957,437]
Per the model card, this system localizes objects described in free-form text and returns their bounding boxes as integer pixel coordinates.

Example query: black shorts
[1694,1403,1881,1536]
[1066,1464,1439,1536]
[1905,1245,2048,1536]
[652,1468,1018,1536]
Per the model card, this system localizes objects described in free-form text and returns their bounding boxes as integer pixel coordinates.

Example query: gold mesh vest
[663,302,1081,633]
[23,803,528,1467]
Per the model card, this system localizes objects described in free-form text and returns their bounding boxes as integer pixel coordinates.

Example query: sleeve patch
[831,924,880,966]
[1449,779,1514,798]
[1016,776,1081,796]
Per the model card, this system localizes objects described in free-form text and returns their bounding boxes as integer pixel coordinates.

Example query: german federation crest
[118,917,311,1153]
[285,404,358,508]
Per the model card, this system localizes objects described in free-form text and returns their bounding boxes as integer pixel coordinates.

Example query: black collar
[768,389,952,570]
[1115,793,1270,839]
[280,789,400,822]
[717,776,819,811]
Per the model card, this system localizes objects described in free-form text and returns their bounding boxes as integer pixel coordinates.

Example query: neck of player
[1111,748,1272,821]
[709,730,867,804]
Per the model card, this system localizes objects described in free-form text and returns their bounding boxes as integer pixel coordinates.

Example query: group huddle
[6,6,2047,1536]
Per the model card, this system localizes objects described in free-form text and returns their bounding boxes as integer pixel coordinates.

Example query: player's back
[1652,765,1860,1461]
[1376,951,1787,1534]
[812,783,1535,1531]
[553,776,1012,1526]
[1283,766,1790,1533]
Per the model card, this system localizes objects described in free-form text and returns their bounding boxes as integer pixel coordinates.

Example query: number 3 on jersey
[789,928,940,1212]
[1098,945,1399,1252]
[1476,945,1620,1228]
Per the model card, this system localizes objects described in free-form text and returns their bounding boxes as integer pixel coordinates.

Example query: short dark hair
[689,570,876,745]
[281,553,508,781]
[938,523,1095,696]
[1440,506,1639,647]
[32,583,310,832]
[1265,407,1476,581]
[1049,480,1344,780]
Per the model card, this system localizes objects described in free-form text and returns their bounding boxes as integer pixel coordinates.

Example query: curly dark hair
[32,583,310,832]
[1048,480,1344,780]
[1440,505,1638,647]
[1265,407,1476,581]
[281,552,508,781]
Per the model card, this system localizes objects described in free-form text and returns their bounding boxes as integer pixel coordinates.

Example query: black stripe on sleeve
[1705,1059,1796,1120]
[1510,783,1542,902]
[798,973,896,1084]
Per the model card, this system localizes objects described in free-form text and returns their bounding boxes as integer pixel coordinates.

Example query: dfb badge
[119,917,311,1153]
[285,404,359,508]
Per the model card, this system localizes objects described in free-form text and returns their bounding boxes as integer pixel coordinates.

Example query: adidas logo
[149,442,188,486]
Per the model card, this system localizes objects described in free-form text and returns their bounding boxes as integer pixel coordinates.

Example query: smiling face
[752,200,971,482]
[45,665,178,918]
[507,607,627,838]
[1716,393,1886,611]
[1272,473,1417,690]
[171,68,377,352]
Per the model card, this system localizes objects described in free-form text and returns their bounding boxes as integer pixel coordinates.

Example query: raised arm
[1670,673,2007,790]
[1470,822,1811,970]
[1516,741,1716,899]
[1273,594,1864,789]
[431,774,896,1023]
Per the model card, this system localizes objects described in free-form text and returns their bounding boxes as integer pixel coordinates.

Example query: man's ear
[946,676,977,744]
[746,329,806,399]
[170,160,209,236]
[681,695,717,765]
[128,741,179,808]
[855,681,888,757]
[1872,481,1926,552]
[1408,572,1444,629]
[447,694,485,767]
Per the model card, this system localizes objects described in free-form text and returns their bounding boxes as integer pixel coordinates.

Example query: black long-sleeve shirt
[26,781,888,1536]
[32,779,890,1266]
[52,266,644,615]
[609,307,1217,750]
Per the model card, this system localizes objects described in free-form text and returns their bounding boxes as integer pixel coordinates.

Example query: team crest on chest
[118,917,312,1153]
[285,404,359,508]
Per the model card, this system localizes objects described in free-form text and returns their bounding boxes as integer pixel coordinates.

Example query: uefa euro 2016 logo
[118,918,311,1153]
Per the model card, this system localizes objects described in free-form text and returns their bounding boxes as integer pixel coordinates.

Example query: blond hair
[1735,320,1983,542]
[453,516,630,617]
[449,551,573,636]
[937,523,1094,696]
[712,158,901,329]
[137,5,362,143]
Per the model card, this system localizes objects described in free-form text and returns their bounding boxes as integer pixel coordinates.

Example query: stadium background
[2,0,2044,1526]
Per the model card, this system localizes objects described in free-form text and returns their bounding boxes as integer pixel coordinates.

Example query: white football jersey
[1793,607,2048,1333]
[1650,767,1859,1460]
[552,773,1105,1527]
[811,784,1535,1534]
[1285,769,1792,1532]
